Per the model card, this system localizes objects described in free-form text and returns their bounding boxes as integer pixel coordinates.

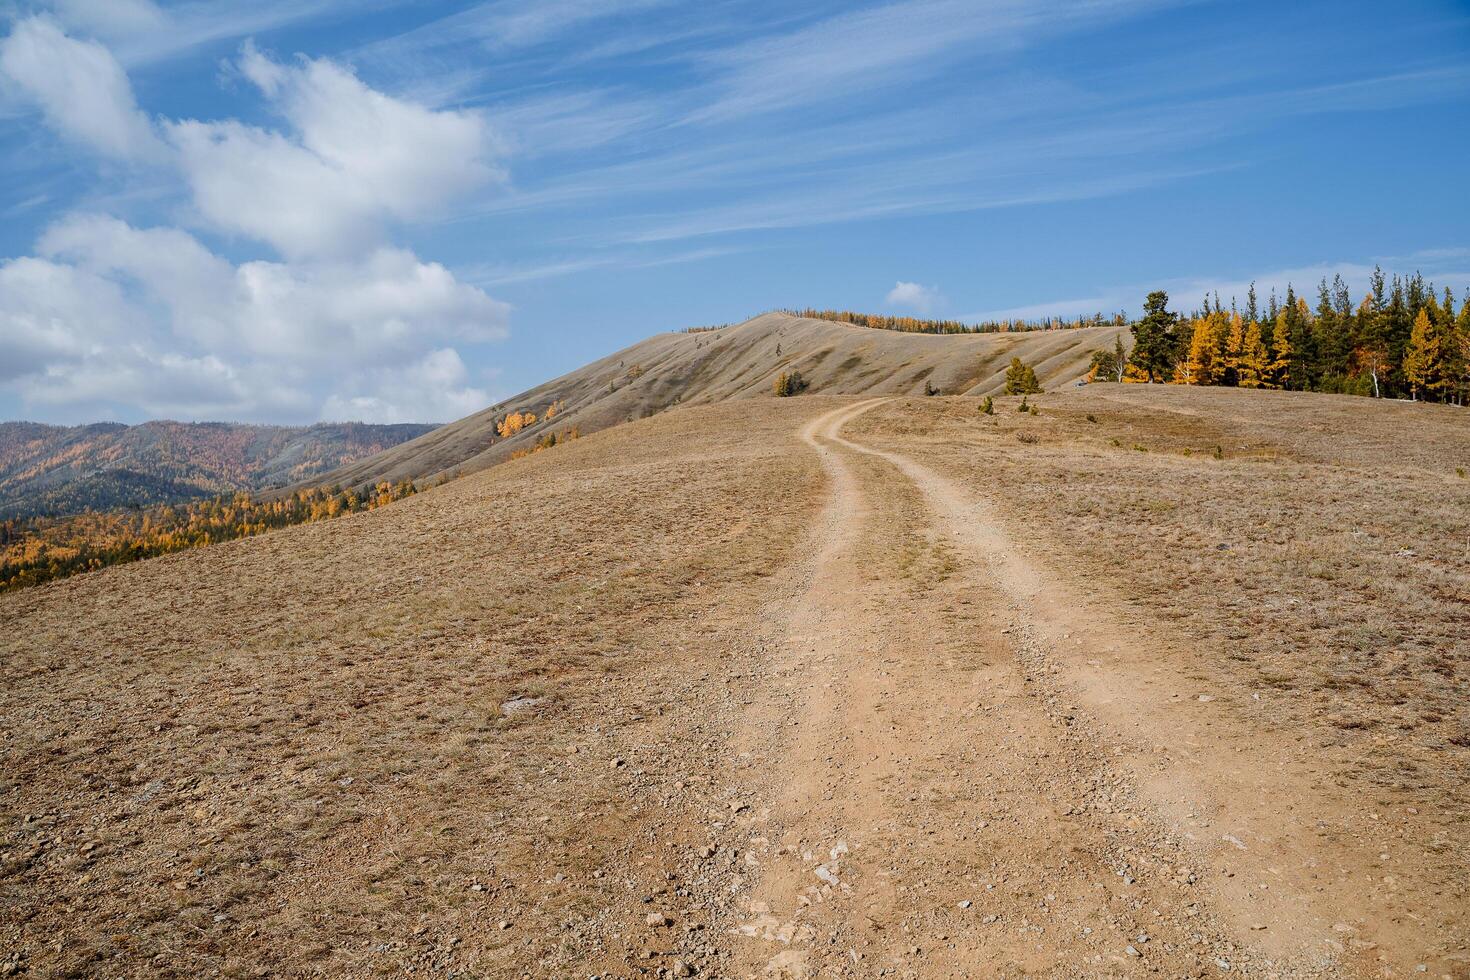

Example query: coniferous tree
[1404,308,1443,401]
[1222,312,1245,386]
[1452,296,1470,405]
[1004,357,1043,394]
[1130,290,1178,382]
[1237,319,1270,388]
[1268,308,1294,390]
[1175,311,1221,385]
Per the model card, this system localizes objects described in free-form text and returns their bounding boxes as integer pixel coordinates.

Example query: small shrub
[1028,404,1039,416]
[1457,467,1466,478]
[1017,432,1040,444]
[1017,396,1030,413]
[1213,445,1225,460]
[924,380,940,397]
[1085,413,1098,423]
[980,396,994,415]
[774,370,808,397]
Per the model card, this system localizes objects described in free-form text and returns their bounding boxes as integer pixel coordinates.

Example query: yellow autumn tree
[1175,313,1223,385]
[1236,320,1269,388]
[1404,308,1443,401]
[496,411,538,438]
[1222,312,1245,384]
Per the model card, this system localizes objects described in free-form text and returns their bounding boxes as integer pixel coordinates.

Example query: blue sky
[1,0,1468,424]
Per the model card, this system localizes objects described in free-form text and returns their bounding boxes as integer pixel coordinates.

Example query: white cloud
[0,255,130,381]
[885,280,941,313]
[167,44,501,258]
[0,17,512,424]
[320,349,490,424]
[16,346,312,422]
[3,215,507,422]
[46,0,166,40]
[0,16,163,160]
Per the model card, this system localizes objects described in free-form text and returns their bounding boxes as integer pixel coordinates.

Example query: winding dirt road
[705,400,1456,979]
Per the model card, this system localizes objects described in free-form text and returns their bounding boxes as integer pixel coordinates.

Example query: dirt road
[705,400,1459,979]
[5,394,1462,979]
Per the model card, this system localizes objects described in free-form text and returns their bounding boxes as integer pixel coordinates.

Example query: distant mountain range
[0,420,438,521]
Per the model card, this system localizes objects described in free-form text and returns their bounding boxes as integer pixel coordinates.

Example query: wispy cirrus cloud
[460,245,751,287]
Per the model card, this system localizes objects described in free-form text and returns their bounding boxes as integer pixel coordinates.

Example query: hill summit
[303,311,1125,492]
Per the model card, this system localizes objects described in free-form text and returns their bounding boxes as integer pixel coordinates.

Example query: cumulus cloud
[320,349,491,424]
[4,215,508,422]
[167,43,501,258]
[0,18,511,423]
[885,280,941,313]
[0,17,163,160]
[0,255,130,381]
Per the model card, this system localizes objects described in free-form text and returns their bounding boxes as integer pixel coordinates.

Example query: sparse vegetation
[785,307,1126,334]
[1087,337,1129,384]
[509,427,581,460]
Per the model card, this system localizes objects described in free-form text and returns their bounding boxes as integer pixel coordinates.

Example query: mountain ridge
[296,311,1127,494]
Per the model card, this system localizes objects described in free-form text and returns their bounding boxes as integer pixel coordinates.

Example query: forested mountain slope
[0,420,437,520]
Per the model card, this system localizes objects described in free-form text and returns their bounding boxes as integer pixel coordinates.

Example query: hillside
[2,385,1465,978]
[0,420,438,520]
[301,311,1125,493]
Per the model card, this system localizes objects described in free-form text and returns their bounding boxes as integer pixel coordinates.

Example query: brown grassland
[2,386,1467,979]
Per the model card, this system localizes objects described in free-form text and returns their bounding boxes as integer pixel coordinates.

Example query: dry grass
[6,383,1468,977]
[306,312,1125,493]
[0,400,824,978]
[848,385,1470,805]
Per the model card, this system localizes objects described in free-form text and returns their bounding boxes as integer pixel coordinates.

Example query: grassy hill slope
[2,386,1464,977]
[303,311,1126,492]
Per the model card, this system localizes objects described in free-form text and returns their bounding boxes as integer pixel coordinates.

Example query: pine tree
[1004,357,1042,394]
[1130,291,1178,382]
